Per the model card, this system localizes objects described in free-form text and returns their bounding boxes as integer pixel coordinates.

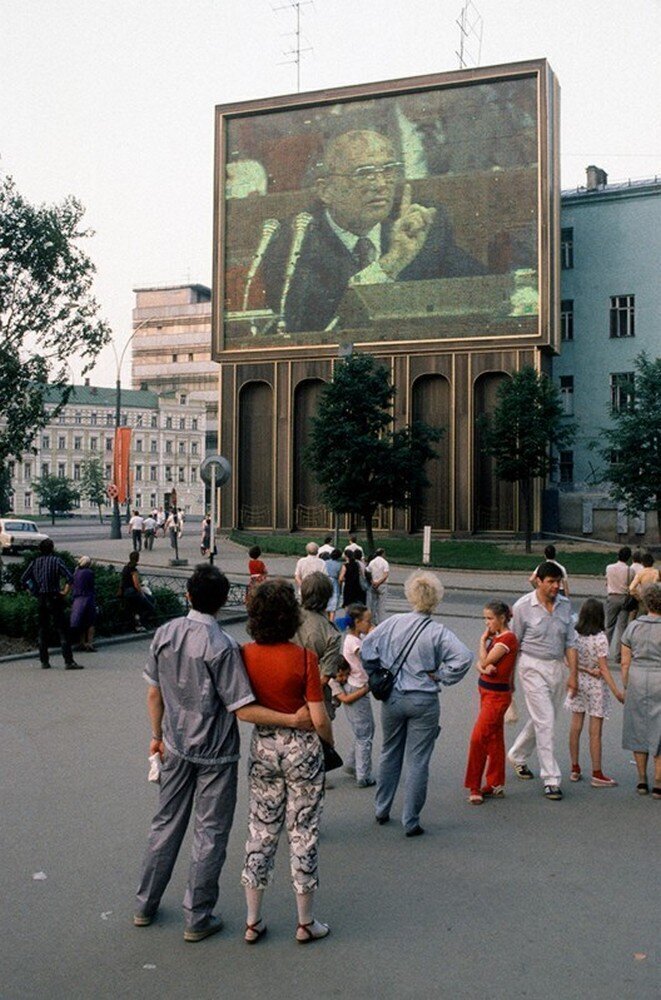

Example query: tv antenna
[271,0,313,92]
[456,1,483,69]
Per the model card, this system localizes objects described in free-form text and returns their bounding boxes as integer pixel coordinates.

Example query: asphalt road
[1,615,657,1000]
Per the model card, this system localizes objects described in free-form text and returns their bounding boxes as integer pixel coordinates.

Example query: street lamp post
[109,320,149,540]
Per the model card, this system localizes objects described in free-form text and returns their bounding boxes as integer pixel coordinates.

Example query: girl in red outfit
[464,600,519,804]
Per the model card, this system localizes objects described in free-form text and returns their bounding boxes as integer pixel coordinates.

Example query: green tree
[79,457,107,524]
[307,353,443,555]
[0,465,11,514]
[0,173,110,482]
[33,475,80,525]
[593,352,661,540]
[481,366,574,552]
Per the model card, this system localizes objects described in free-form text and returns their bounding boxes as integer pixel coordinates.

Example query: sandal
[652,788,661,800]
[468,792,484,805]
[296,919,330,944]
[636,782,649,795]
[244,919,267,944]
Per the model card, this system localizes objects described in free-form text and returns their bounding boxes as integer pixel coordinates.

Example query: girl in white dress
[565,598,624,786]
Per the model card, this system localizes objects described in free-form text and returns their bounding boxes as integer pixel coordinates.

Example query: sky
[1,0,659,386]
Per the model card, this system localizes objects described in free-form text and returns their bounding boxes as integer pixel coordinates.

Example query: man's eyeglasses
[329,162,403,185]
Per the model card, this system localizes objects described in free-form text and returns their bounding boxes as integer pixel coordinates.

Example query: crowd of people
[134,542,660,945]
[127,506,184,552]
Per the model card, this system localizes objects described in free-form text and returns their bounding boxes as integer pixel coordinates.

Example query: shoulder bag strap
[390,617,432,682]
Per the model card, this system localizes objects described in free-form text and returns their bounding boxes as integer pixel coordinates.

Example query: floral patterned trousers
[241,726,325,895]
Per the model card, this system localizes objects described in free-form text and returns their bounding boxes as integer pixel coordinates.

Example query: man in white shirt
[366,548,390,625]
[129,511,145,552]
[294,543,326,590]
[317,535,334,557]
[143,514,157,551]
[605,546,632,661]
[528,544,570,597]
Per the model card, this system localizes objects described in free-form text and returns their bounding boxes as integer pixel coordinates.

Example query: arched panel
[473,372,515,532]
[238,381,273,527]
[411,374,451,531]
[293,378,329,529]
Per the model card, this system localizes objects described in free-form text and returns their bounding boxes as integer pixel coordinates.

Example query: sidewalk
[79,530,605,598]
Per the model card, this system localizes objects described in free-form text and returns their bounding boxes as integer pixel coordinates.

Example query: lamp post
[109,320,150,540]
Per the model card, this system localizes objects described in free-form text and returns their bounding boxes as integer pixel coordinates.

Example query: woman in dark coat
[71,556,97,651]
[342,549,365,607]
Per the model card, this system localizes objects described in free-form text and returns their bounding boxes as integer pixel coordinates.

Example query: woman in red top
[240,579,334,945]
[464,600,519,804]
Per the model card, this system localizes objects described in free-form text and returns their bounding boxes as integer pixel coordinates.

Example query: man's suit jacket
[261,206,486,334]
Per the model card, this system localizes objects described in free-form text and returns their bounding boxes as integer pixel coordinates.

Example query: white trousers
[508,653,566,786]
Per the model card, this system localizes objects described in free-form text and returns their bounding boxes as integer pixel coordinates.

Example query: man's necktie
[353,237,376,269]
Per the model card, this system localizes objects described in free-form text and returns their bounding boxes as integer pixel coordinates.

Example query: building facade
[6,382,207,518]
[553,170,661,540]
[131,284,219,454]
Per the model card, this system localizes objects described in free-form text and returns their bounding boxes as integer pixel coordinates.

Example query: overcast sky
[1,0,659,385]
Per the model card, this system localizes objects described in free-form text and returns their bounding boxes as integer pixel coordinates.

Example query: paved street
[1,610,657,999]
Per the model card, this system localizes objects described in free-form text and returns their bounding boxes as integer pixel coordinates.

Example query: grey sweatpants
[135,751,238,930]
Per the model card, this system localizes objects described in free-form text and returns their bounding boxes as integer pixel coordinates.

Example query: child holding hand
[566,598,624,787]
[329,603,375,787]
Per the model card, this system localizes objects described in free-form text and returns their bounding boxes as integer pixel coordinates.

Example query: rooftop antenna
[456,1,483,69]
[271,0,313,92]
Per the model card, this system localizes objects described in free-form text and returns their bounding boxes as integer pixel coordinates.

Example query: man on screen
[261,129,485,333]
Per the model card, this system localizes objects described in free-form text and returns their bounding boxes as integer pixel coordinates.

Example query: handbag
[368,617,432,702]
[320,739,343,772]
[623,594,638,612]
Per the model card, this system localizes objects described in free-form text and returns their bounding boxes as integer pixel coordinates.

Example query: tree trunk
[97,504,104,524]
[51,510,55,526]
[363,511,375,559]
[522,477,532,553]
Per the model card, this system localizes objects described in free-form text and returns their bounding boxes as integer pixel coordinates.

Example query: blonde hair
[404,570,444,614]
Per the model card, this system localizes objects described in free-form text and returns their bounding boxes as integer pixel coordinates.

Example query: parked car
[0,519,50,555]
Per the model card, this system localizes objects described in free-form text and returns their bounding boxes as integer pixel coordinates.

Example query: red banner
[113,427,132,504]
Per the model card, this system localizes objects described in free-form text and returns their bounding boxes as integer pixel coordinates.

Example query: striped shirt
[22,555,73,595]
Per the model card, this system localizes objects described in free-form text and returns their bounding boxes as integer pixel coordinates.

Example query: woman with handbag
[362,571,473,836]
[240,579,334,944]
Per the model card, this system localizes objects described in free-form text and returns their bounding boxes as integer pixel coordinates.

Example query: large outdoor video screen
[214,65,548,352]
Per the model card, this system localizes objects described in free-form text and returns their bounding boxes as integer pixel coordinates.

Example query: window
[150,465,157,481]
[559,450,574,484]
[178,441,186,455]
[165,440,173,454]
[191,442,198,456]
[172,354,178,363]
[58,463,66,478]
[135,493,142,509]
[90,437,97,451]
[178,467,185,483]
[41,463,50,477]
[187,354,194,362]
[165,465,172,481]
[179,394,187,405]
[42,434,50,449]
[609,449,624,466]
[122,412,128,425]
[179,417,186,430]
[191,466,197,482]
[610,372,635,413]
[8,461,15,479]
[151,414,158,428]
[74,436,82,450]
[136,414,143,427]
[105,464,112,479]
[150,493,157,507]
[106,437,113,451]
[135,465,143,482]
[24,462,32,481]
[24,492,31,509]
[58,435,66,450]
[150,439,157,453]
[561,227,573,269]
[75,411,82,424]
[90,412,97,426]
[165,416,173,429]
[73,463,81,481]
[136,439,143,452]
[560,300,574,342]
[192,417,198,431]
[106,413,114,426]
[609,295,635,338]
[559,375,574,416]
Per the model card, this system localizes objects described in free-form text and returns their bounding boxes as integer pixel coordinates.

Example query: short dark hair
[346,602,368,627]
[642,552,654,567]
[575,598,605,636]
[536,561,563,581]
[330,548,341,560]
[248,545,261,559]
[544,544,556,560]
[300,571,333,611]
[39,538,54,555]
[129,551,140,565]
[246,579,301,643]
[323,535,333,545]
[187,563,230,615]
[618,546,632,562]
